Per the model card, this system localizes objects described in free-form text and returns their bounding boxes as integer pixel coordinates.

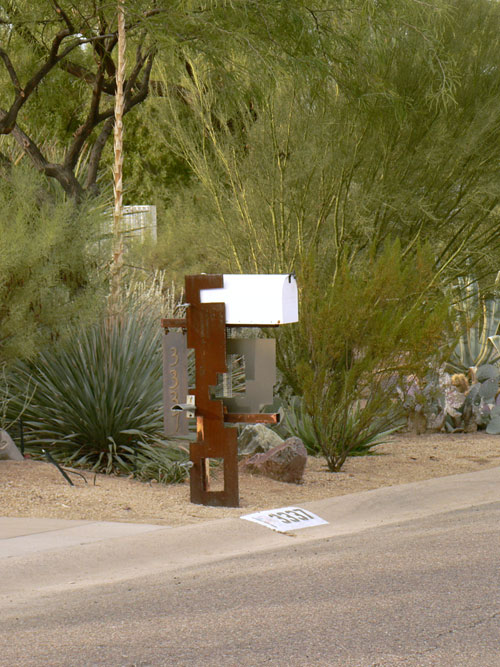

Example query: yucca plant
[6,290,189,482]
[279,396,322,456]
[121,440,191,484]
[0,364,33,433]
[8,314,163,466]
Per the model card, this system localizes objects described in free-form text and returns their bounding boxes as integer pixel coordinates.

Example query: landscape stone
[241,436,307,484]
[0,429,24,461]
[238,423,283,457]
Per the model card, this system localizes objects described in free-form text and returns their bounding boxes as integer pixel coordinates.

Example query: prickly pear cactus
[467,364,500,429]
[486,405,500,434]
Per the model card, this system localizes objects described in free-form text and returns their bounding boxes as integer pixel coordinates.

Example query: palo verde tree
[146,0,500,468]
[0,0,338,202]
[0,0,340,358]
[152,0,500,280]
[0,0,159,201]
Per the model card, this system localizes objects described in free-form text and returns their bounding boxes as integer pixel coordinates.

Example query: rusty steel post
[185,274,239,507]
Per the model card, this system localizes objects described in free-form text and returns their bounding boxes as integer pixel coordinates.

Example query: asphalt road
[2,503,500,667]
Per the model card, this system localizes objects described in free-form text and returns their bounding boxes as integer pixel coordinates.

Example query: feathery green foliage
[141,0,500,468]
[287,242,451,471]
[0,166,103,363]
[5,0,500,475]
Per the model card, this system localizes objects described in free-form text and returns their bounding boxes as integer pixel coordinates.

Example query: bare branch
[124,41,149,96]
[5,4,111,92]
[127,51,155,107]
[58,34,117,94]
[0,28,74,133]
[0,107,84,200]
[51,0,75,33]
[96,49,155,124]
[85,116,114,192]
[93,19,117,79]
[0,4,158,198]
[60,59,97,86]
[0,30,116,134]
[64,68,105,170]
[95,105,116,125]
[0,47,22,93]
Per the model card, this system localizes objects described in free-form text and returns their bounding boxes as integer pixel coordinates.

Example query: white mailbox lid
[199,274,298,325]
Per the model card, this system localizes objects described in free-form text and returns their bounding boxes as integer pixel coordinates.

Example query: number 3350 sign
[241,506,328,532]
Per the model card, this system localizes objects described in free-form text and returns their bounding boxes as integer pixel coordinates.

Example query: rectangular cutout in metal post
[223,338,276,414]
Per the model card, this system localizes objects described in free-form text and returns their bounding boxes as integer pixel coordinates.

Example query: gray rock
[0,429,24,461]
[238,424,283,457]
[241,436,307,484]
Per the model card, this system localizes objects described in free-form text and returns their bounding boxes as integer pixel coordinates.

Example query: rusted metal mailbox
[162,274,298,508]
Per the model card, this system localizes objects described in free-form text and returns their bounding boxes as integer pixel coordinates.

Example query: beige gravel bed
[1,432,499,527]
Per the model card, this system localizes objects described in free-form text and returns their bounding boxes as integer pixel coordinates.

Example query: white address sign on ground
[241,506,328,533]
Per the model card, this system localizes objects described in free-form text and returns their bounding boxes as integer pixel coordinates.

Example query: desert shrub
[5,278,189,482]
[279,394,401,459]
[0,165,104,364]
[276,242,452,471]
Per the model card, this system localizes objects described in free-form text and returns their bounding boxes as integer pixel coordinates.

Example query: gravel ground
[1,432,499,526]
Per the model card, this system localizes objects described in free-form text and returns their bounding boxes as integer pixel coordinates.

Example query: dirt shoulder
[1,432,499,527]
